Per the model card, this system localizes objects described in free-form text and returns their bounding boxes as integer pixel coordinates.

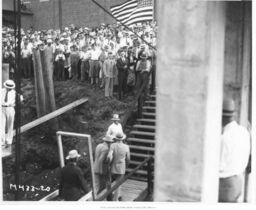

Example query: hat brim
[111,118,120,121]
[66,154,81,160]
[102,137,114,142]
[4,82,15,89]
[222,112,235,117]
[115,134,126,141]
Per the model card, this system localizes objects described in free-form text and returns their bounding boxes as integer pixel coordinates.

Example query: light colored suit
[103,59,116,97]
[107,141,130,201]
[94,142,110,194]
[108,141,130,174]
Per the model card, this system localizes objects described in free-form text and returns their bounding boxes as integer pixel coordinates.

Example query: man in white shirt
[90,44,102,86]
[1,80,23,148]
[106,114,124,139]
[219,98,251,202]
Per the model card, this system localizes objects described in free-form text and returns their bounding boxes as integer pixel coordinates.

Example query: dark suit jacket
[59,162,89,201]
[116,57,128,72]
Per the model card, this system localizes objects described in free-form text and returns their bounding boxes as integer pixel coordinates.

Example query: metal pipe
[14,0,22,201]
[58,0,62,30]
[88,136,96,200]
[56,134,65,168]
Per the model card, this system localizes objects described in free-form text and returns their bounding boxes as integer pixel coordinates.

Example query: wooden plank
[13,98,88,136]
[2,146,12,158]
[123,180,147,190]
[39,190,59,201]
[122,184,146,191]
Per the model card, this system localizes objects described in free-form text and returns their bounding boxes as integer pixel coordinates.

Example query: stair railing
[122,67,154,129]
[95,156,154,201]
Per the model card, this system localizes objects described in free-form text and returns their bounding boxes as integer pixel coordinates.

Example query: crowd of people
[2,21,157,100]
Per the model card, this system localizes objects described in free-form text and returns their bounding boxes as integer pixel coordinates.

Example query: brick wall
[25,0,127,30]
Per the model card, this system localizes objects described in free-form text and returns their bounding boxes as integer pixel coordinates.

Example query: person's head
[108,51,113,59]
[47,39,52,46]
[140,51,148,60]
[222,98,235,127]
[66,150,81,163]
[114,132,126,142]
[102,135,114,145]
[120,51,125,58]
[111,114,120,124]
[4,80,15,91]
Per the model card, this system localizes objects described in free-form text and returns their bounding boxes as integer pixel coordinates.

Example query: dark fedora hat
[222,98,235,117]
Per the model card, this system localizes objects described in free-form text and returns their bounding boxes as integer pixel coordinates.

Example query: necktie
[4,90,9,103]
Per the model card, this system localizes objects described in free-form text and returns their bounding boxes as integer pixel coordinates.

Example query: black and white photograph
[0,0,255,206]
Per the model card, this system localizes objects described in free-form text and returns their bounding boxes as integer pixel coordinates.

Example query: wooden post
[40,47,56,113]
[147,157,153,196]
[2,63,10,85]
[33,49,46,117]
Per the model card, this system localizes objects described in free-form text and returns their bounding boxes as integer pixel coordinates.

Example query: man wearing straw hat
[106,114,124,139]
[1,80,23,148]
[59,149,89,201]
[94,135,113,199]
[107,132,130,201]
[219,98,250,202]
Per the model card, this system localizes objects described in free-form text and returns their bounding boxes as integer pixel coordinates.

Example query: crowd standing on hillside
[2,21,157,100]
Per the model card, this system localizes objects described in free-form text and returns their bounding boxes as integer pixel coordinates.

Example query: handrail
[13,98,88,136]
[95,156,153,201]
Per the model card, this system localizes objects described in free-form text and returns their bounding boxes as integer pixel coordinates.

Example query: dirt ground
[2,78,134,201]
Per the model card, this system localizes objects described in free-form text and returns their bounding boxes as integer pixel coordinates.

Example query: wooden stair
[126,94,156,182]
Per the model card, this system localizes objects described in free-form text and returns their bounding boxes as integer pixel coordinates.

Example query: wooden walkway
[119,179,147,201]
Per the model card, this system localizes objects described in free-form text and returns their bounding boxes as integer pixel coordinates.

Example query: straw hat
[102,135,114,143]
[114,132,126,141]
[111,114,120,121]
[66,150,81,160]
[4,80,15,89]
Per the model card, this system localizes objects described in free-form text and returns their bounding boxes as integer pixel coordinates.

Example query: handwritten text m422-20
[9,184,51,192]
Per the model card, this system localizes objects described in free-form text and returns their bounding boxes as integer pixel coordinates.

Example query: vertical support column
[239,2,251,127]
[58,0,62,30]
[239,1,252,202]
[2,64,10,84]
[154,1,226,202]
[88,136,96,200]
[57,133,65,168]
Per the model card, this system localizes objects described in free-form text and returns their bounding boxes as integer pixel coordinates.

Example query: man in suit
[59,150,89,201]
[103,51,116,98]
[107,132,130,201]
[135,51,151,98]
[116,51,128,100]
[94,135,113,198]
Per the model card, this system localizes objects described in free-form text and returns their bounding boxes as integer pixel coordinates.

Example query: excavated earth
[2,78,134,201]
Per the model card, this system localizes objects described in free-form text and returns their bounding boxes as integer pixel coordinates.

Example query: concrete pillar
[239,2,251,127]
[2,63,10,86]
[154,1,226,202]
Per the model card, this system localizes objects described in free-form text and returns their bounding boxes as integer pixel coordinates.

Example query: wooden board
[120,179,147,201]
[2,146,12,158]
